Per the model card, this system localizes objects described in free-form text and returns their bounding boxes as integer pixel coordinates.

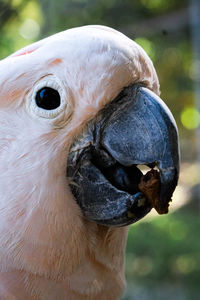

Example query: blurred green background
[1,0,200,299]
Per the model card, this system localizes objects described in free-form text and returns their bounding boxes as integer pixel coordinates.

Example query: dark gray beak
[67,84,180,226]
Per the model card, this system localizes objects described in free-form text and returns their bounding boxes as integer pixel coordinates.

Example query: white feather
[0,25,159,299]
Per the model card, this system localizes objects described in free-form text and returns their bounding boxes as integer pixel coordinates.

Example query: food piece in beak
[138,169,168,214]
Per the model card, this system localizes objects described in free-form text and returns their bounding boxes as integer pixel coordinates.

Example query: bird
[0,25,179,299]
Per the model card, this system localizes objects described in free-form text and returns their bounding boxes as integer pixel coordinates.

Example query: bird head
[0,26,179,273]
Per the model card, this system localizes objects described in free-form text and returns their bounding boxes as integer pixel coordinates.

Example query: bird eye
[35,87,61,110]
[28,76,71,121]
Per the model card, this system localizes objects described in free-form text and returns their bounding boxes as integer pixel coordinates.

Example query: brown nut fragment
[138,169,170,214]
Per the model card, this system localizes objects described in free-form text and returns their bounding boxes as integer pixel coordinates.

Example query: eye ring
[27,76,69,120]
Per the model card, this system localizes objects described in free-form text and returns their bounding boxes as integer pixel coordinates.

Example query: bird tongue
[91,160,143,195]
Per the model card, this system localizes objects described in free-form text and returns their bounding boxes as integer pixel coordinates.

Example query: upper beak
[67,84,180,226]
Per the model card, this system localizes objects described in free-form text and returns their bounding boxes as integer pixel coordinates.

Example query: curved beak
[67,84,180,226]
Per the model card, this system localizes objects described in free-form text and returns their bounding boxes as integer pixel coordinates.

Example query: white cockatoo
[0,26,179,299]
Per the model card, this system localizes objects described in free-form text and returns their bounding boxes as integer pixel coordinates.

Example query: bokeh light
[19,18,40,40]
[180,107,200,130]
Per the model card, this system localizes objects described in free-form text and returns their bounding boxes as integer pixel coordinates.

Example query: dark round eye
[35,87,61,110]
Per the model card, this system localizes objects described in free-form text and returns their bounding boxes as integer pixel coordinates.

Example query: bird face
[0,26,179,236]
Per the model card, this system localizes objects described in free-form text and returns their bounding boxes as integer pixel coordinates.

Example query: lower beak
[67,84,180,226]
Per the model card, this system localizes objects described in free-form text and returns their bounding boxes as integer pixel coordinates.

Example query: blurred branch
[121,7,189,37]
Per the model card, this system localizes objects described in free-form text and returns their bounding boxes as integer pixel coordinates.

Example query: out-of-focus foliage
[0,0,42,58]
[124,210,200,299]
